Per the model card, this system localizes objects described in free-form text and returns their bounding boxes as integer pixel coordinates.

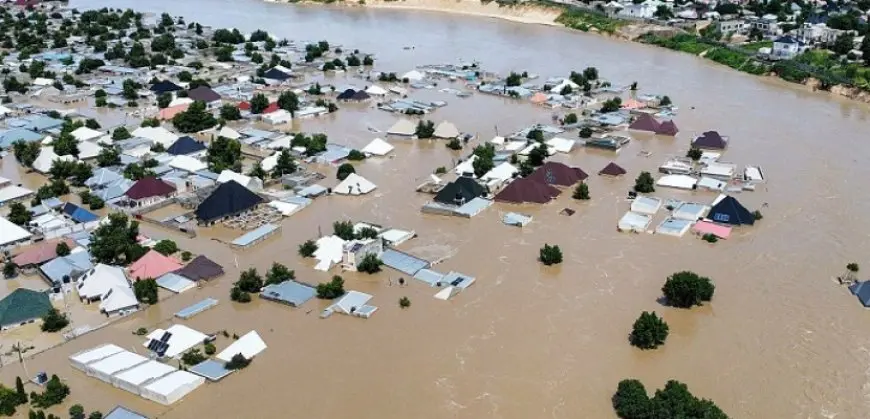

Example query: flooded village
[0,0,867,418]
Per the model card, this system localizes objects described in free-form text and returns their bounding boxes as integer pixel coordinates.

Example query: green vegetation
[555,8,626,34]
[172,101,217,133]
[225,353,251,370]
[527,143,548,167]
[629,311,669,350]
[289,133,328,157]
[298,239,318,258]
[336,163,356,181]
[446,138,462,150]
[271,149,297,178]
[415,120,435,138]
[686,147,702,161]
[357,253,383,274]
[55,242,70,257]
[316,275,345,299]
[612,379,727,419]
[662,271,715,308]
[133,278,158,304]
[181,251,193,262]
[7,202,31,226]
[69,404,85,419]
[153,239,178,256]
[753,209,763,221]
[399,296,411,309]
[204,343,216,355]
[563,113,578,124]
[539,244,563,266]
[579,126,593,138]
[265,262,295,286]
[572,183,590,200]
[702,233,718,243]
[347,149,366,161]
[220,104,242,120]
[207,136,242,173]
[29,375,69,409]
[236,268,264,292]
[12,140,40,168]
[633,171,655,193]
[89,213,146,265]
[181,349,207,366]
[471,144,496,178]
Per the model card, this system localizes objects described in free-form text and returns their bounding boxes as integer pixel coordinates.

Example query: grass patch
[555,8,626,34]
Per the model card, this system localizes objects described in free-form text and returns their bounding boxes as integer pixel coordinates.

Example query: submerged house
[494,178,561,204]
[628,113,679,136]
[124,177,177,208]
[599,162,627,177]
[707,195,755,226]
[195,180,265,224]
[692,131,729,150]
[0,288,52,331]
[526,162,588,187]
[434,177,487,206]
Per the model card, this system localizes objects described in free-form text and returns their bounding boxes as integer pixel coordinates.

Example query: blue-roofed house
[260,280,316,307]
[62,203,99,223]
[0,128,43,148]
[39,250,93,285]
[849,281,870,307]
[22,115,64,132]
[93,178,134,202]
[313,144,351,165]
[85,168,124,189]
[65,230,92,248]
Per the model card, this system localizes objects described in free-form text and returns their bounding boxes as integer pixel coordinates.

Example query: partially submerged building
[494,178,561,204]
[0,288,52,331]
[195,180,265,224]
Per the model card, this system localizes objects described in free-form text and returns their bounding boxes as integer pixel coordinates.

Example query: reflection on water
[2,0,867,417]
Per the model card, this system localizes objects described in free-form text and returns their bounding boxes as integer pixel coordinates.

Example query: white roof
[142,370,204,398]
[481,162,518,182]
[0,216,31,247]
[699,151,721,165]
[71,126,104,142]
[365,85,388,95]
[519,143,556,156]
[218,126,241,140]
[504,141,526,152]
[630,196,663,215]
[261,153,278,171]
[490,136,505,145]
[217,169,252,185]
[69,344,125,365]
[144,324,209,359]
[434,286,454,300]
[0,105,11,115]
[113,360,176,386]
[33,77,54,86]
[99,285,137,313]
[696,176,726,191]
[132,126,179,148]
[386,119,416,136]
[361,138,394,156]
[314,235,345,272]
[263,109,292,123]
[701,162,736,178]
[266,135,292,150]
[89,350,148,376]
[618,211,652,232]
[402,70,425,81]
[332,290,373,314]
[657,174,698,190]
[546,137,575,153]
[744,166,764,182]
[334,173,377,195]
[169,155,207,173]
[216,330,267,361]
[454,155,477,176]
[77,264,129,300]
[433,121,460,139]
[268,200,301,216]
[33,147,75,173]
[0,185,33,203]
[78,141,102,160]
[168,97,194,108]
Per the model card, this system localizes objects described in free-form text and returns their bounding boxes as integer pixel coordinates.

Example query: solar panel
[160,332,172,342]
[147,340,159,351]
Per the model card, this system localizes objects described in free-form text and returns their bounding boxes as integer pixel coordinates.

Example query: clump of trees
[686,147,702,161]
[634,171,655,193]
[289,133,328,156]
[207,136,242,172]
[12,140,40,168]
[661,271,715,308]
[415,120,435,138]
[333,221,356,241]
[629,311,669,349]
[539,244,563,266]
[8,202,31,226]
[153,239,178,256]
[89,213,147,265]
[225,353,251,370]
[612,379,727,419]
[471,144,496,178]
[181,349,207,366]
[298,239,318,257]
[133,278,158,304]
[29,375,69,409]
[316,275,345,299]
[271,149,297,178]
[220,104,241,120]
[600,97,622,113]
[357,253,383,274]
[172,101,217,133]
[573,183,590,200]
[527,143,548,167]
[231,268,263,303]
[336,163,356,180]
[265,262,295,286]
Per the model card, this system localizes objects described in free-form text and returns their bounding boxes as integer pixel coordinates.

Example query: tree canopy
[357,253,383,274]
[316,275,345,299]
[612,379,727,419]
[40,309,68,333]
[634,171,655,193]
[12,140,40,168]
[539,244,563,265]
[662,271,715,308]
[88,213,146,265]
[133,278,158,304]
[270,149,296,178]
[235,268,263,292]
[336,163,355,180]
[7,202,31,226]
[172,101,217,133]
[265,262,295,286]
[298,240,318,257]
[250,93,269,114]
[629,311,669,349]
[206,136,242,172]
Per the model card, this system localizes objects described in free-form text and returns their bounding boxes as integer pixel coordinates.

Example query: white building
[772,35,807,59]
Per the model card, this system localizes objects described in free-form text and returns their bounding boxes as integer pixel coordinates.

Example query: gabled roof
[70,126,104,142]
[336,89,356,100]
[129,250,183,280]
[174,255,224,281]
[386,119,415,136]
[166,136,207,156]
[86,168,124,188]
[77,264,129,300]
[434,176,487,205]
[434,121,460,139]
[187,86,221,102]
[0,288,52,327]
[39,250,93,284]
[149,80,183,93]
[334,173,377,195]
[599,162,627,176]
[12,239,74,266]
[692,131,728,150]
[350,90,370,101]
[628,113,660,132]
[125,176,177,200]
[494,177,561,204]
[263,67,291,81]
[62,203,99,223]
[657,120,679,136]
[526,162,588,187]
[0,216,32,247]
[195,180,264,222]
[708,195,754,226]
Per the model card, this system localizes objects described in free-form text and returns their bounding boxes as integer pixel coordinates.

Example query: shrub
[629,311,669,349]
[235,268,263,292]
[539,244,563,266]
[753,210,763,220]
[579,126,593,138]
[152,239,178,256]
[40,309,68,332]
[357,253,383,274]
[662,271,715,308]
[204,343,216,355]
[30,375,69,408]
[686,147,702,161]
[702,233,718,243]
[134,327,148,336]
[316,275,345,299]
[336,163,355,180]
[634,171,655,193]
[230,286,252,303]
[133,278,158,304]
[181,349,207,365]
[434,166,447,174]
[564,113,578,124]
[446,138,462,150]
[573,183,590,200]
[399,296,411,308]
[332,221,355,240]
[347,149,366,161]
[225,353,251,370]
[181,251,192,262]
[847,263,860,273]
[55,242,70,257]
[298,240,318,257]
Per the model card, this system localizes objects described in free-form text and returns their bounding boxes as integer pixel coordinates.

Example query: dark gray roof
[381,249,430,276]
[195,181,264,222]
[187,86,221,102]
[175,255,224,281]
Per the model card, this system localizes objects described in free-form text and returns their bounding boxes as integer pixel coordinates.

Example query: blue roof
[39,251,93,285]
[231,223,279,247]
[166,136,207,156]
[381,249,430,276]
[850,282,870,307]
[260,280,316,307]
[104,406,148,419]
[0,128,42,148]
[175,298,219,319]
[156,273,194,293]
[62,203,99,223]
[194,169,219,180]
[94,178,133,202]
[413,268,445,286]
[189,359,233,381]
[22,115,64,132]
[85,168,124,188]
[315,144,351,163]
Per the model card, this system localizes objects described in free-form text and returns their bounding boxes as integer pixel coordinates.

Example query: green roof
[0,288,52,328]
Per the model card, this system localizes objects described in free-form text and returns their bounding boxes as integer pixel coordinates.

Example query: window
[713,213,730,222]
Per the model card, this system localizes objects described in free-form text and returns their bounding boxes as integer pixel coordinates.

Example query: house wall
[1,317,40,331]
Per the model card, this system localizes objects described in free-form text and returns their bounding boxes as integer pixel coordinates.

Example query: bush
[69,404,85,419]
[181,349,207,365]
[181,251,192,262]
[30,375,69,408]
[702,233,718,243]
[336,163,355,180]
[235,268,263,292]
[686,147,702,161]
[133,278,158,304]
[539,244,563,266]
[415,120,435,138]
[564,113,578,124]
[40,309,68,332]
[230,286,252,303]
[265,262,295,286]
[152,239,178,256]
[753,210,763,220]
[612,379,728,419]
[134,327,148,336]
[434,166,447,174]
[316,275,345,299]
[847,263,860,273]
[204,343,216,355]
[225,353,251,370]
[573,183,590,200]
[357,253,383,274]
[55,242,70,257]
[579,126,593,138]
[399,296,411,308]
[298,239,318,257]
[634,171,655,193]
[332,221,355,240]
[446,138,462,150]
[662,271,715,308]
[629,311,669,349]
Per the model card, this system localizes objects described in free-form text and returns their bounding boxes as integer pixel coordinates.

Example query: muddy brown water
[1,0,869,417]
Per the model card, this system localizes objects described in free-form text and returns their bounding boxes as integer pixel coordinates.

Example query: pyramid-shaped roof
[128,249,183,280]
[125,176,177,200]
[708,195,754,226]
[166,136,207,156]
[598,162,627,176]
[195,180,264,222]
[494,177,561,204]
[0,288,52,328]
[526,161,588,187]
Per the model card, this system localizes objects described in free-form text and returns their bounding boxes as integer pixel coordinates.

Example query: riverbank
[266,0,870,104]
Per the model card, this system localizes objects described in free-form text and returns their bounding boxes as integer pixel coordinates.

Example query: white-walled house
[772,35,807,59]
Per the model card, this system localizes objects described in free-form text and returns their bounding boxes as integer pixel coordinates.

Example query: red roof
[657,120,679,136]
[12,239,74,266]
[238,101,251,111]
[262,102,279,114]
[494,177,561,204]
[628,113,661,133]
[125,176,177,200]
[598,162,627,176]
[128,249,183,280]
[526,162,588,187]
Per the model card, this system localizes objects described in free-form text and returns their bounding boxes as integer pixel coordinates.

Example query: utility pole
[15,341,29,379]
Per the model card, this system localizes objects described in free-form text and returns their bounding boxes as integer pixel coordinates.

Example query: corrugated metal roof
[381,249,430,276]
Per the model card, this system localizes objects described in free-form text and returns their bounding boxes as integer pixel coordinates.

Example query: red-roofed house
[238,101,251,111]
[124,176,177,207]
[262,102,279,114]
[128,249,183,280]
[12,239,75,267]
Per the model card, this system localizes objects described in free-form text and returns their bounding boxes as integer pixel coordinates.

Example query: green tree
[3,262,16,279]
[563,113,578,124]
[316,275,345,299]
[270,149,296,178]
[277,91,299,115]
[363,55,374,66]
[12,140,41,167]
[659,95,672,107]
[633,171,655,193]
[69,404,85,419]
[181,349,207,366]
[172,101,217,133]
[15,377,26,405]
[831,33,854,56]
[573,183,590,200]
[250,93,269,114]
[861,36,870,66]
[505,72,522,87]
[527,143,548,166]
[88,412,103,419]
[53,132,80,157]
[224,353,251,370]
[236,268,263,292]
[471,144,495,178]
[133,278,158,304]
[55,242,70,257]
[40,309,68,332]
[629,311,669,349]
[356,227,379,240]
[333,221,356,240]
[88,213,142,265]
[601,97,622,113]
[357,253,383,274]
[0,385,18,416]
[206,136,242,172]
[181,251,192,262]
[539,244,563,265]
[686,147,702,161]
[579,126,593,138]
[446,138,462,150]
[204,343,216,355]
[157,92,171,108]
[85,119,101,130]
[612,379,728,419]
[153,239,178,255]
[96,146,121,167]
[265,262,295,286]
[112,127,132,140]
[653,4,673,19]
[399,296,411,308]
[662,271,715,308]
[230,286,251,303]
[247,163,266,180]
[612,379,651,419]
[415,120,435,138]
[347,149,366,161]
[298,240,318,257]
[7,202,32,226]
[220,104,241,121]
[336,163,355,180]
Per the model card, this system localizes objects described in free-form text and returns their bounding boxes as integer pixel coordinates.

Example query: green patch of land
[553,7,626,34]
[639,33,767,75]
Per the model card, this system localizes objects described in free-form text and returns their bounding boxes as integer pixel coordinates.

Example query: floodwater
[1,0,869,417]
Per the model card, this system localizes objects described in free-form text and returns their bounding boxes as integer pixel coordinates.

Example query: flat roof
[175,298,219,319]
[89,351,149,376]
[189,359,233,381]
[381,249,430,276]
[70,344,125,365]
[231,223,279,247]
[113,360,176,386]
[260,281,315,307]
[143,370,203,396]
